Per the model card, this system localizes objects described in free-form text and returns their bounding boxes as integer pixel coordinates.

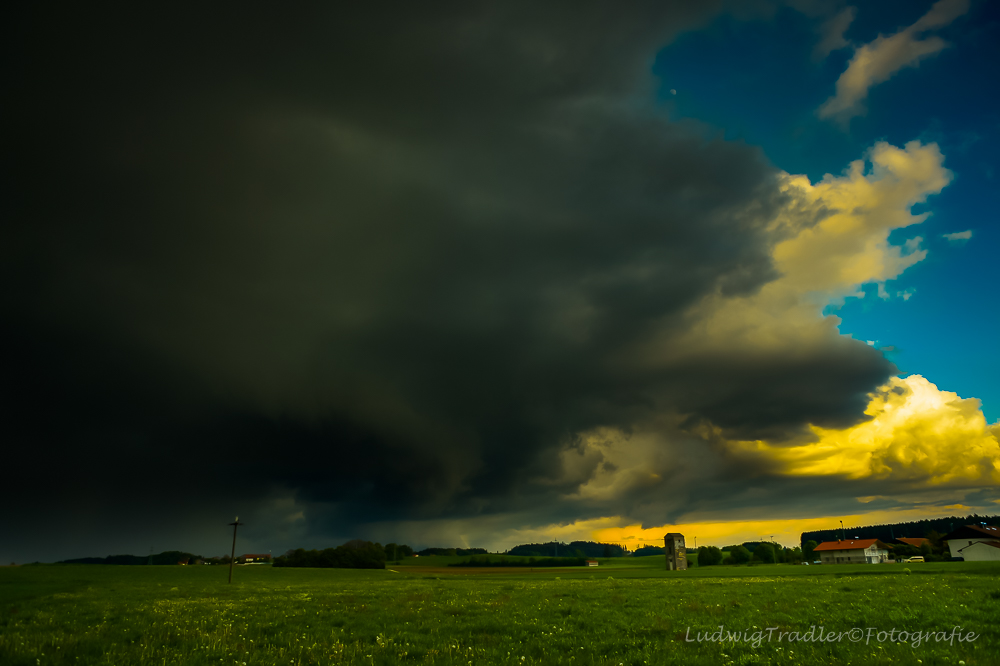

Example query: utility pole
[228,517,244,584]
[840,520,845,542]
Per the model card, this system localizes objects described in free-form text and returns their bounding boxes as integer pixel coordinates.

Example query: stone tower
[664,532,687,570]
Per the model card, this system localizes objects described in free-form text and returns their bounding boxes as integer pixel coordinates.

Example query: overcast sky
[4,0,998,562]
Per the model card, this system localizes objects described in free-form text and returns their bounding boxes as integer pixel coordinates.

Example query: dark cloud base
[3,1,905,561]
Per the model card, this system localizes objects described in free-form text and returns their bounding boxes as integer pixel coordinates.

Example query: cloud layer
[3,1,994,561]
[818,0,970,123]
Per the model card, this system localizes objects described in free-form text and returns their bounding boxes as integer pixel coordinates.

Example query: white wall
[955,541,1000,561]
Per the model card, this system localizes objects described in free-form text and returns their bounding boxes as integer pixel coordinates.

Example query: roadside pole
[228,517,244,583]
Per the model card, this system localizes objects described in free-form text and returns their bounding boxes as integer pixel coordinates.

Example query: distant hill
[59,550,201,565]
[801,514,1000,547]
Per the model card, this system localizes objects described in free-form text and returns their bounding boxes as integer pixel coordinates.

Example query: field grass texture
[2,558,999,665]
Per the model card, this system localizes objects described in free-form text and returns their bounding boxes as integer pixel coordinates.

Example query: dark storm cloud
[3,1,896,559]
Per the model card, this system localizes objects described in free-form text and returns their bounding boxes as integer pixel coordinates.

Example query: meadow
[2,557,999,666]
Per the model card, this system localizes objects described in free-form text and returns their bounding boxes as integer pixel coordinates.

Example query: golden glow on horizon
[588,505,980,549]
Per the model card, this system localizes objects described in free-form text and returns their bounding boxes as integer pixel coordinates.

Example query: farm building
[585,560,598,567]
[894,537,929,548]
[942,525,1000,561]
[813,539,891,564]
[241,554,271,564]
[664,533,687,570]
[954,540,1000,561]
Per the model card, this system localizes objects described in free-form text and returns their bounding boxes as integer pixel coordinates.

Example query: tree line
[413,547,488,557]
[272,540,387,569]
[697,542,805,566]
[633,546,665,557]
[506,541,627,558]
[800,514,999,549]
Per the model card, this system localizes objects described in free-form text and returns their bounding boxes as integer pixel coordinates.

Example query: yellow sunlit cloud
[732,375,1000,484]
[773,141,951,297]
[638,140,951,368]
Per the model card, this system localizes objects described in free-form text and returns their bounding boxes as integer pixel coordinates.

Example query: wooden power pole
[228,517,244,584]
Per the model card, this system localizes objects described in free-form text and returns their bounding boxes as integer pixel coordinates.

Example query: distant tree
[752,543,776,564]
[273,541,385,569]
[803,540,818,563]
[633,546,665,557]
[696,546,723,566]
[730,545,751,564]
[383,543,415,560]
[603,544,612,558]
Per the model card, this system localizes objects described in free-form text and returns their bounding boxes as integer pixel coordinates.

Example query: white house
[813,539,891,564]
[942,524,1000,560]
[956,540,1000,561]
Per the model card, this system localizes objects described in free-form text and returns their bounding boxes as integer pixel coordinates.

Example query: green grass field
[2,558,999,665]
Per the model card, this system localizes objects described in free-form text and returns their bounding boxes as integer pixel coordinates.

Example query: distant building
[813,539,891,564]
[585,560,598,567]
[894,537,929,549]
[241,554,272,564]
[664,533,687,570]
[942,525,1000,561]
[955,541,1000,561]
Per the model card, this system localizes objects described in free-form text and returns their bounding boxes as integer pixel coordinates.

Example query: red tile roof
[966,525,1000,537]
[813,539,889,552]
[943,524,1000,541]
